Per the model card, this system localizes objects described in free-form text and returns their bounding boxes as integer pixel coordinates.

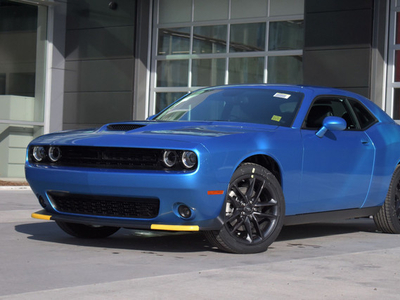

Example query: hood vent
[107,124,145,131]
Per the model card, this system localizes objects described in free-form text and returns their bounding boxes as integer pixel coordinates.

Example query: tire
[374,165,400,233]
[56,221,120,239]
[205,163,285,254]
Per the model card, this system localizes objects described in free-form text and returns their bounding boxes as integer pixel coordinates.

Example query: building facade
[0,0,396,178]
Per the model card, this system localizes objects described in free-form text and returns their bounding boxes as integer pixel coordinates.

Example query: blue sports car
[26,85,400,253]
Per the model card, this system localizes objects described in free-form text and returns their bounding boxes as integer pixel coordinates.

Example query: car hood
[30,121,279,149]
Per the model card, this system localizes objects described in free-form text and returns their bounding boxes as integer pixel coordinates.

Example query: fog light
[162,150,177,168]
[178,205,192,219]
[32,146,46,162]
[181,151,197,169]
[48,146,61,162]
[38,196,47,208]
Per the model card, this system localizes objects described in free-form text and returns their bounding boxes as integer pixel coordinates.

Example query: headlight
[162,150,177,167]
[181,151,197,169]
[48,146,61,162]
[32,146,46,162]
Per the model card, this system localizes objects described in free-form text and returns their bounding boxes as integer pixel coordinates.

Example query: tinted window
[155,88,304,127]
[304,98,357,129]
[349,100,377,129]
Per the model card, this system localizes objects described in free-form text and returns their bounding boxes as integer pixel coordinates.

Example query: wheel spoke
[230,218,245,234]
[231,184,246,201]
[255,199,277,208]
[244,217,253,243]
[254,211,277,220]
[251,215,263,238]
[246,177,256,199]
[253,179,265,202]
[226,210,241,223]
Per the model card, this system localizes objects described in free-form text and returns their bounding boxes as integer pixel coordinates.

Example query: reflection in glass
[394,89,400,119]
[156,92,188,113]
[192,59,225,86]
[230,23,266,52]
[229,57,264,84]
[269,21,304,51]
[193,25,227,54]
[157,60,189,87]
[268,56,303,84]
[0,1,46,178]
[158,27,190,55]
[396,51,400,82]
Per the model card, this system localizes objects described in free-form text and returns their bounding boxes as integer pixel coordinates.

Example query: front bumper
[31,210,202,231]
[26,164,228,231]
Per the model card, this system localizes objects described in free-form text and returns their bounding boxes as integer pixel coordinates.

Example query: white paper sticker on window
[273,92,291,99]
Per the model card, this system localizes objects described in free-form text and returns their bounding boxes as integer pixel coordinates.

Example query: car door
[295,97,375,214]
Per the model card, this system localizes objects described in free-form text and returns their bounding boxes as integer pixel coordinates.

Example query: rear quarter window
[349,100,377,130]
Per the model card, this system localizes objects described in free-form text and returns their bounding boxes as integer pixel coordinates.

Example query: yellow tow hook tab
[31,212,52,221]
[151,224,199,231]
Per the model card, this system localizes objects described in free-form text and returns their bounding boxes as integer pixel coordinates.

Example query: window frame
[302,96,378,131]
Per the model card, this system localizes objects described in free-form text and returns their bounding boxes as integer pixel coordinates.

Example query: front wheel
[374,165,400,233]
[205,163,285,254]
[56,221,120,238]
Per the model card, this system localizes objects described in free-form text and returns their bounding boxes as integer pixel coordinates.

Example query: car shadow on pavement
[277,218,378,241]
[14,218,379,253]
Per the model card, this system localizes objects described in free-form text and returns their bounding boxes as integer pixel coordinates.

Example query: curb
[0,186,31,191]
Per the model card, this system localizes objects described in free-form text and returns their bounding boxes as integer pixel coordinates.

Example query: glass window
[304,98,356,129]
[397,12,400,44]
[158,27,190,55]
[156,92,188,113]
[231,0,268,19]
[157,60,189,87]
[270,0,304,16]
[159,0,192,24]
[193,25,227,54]
[230,23,266,52]
[229,57,264,84]
[0,1,47,178]
[194,0,228,21]
[268,56,302,84]
[349,99,377,129]
[396,51,400,82]
[152,0,304,117]
[192,59,226,87]
[269,21,304,51]
[155,87,304,127]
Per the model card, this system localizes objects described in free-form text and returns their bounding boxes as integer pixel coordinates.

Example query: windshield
[155,87,304,127]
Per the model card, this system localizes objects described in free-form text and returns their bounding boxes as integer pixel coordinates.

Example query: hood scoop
[107,124,146,131]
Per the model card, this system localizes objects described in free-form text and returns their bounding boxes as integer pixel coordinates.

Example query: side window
[303,98,357,129]
[349,99,377,130]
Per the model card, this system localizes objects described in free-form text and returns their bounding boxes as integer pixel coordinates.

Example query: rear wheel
[374,165,400,233]
[205,163,285,254]
[56,221,120,238]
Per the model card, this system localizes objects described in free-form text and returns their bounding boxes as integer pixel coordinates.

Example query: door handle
[361,139,369,145]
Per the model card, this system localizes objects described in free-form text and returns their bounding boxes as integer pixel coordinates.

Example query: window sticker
[271,115,282,122]
[273,92,291,99]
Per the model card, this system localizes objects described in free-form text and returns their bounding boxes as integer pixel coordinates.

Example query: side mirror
[316,116,346,138]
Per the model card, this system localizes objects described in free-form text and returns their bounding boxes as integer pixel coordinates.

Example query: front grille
[57,146,161,169]
[107,124,145,131]
[48,191,159,219]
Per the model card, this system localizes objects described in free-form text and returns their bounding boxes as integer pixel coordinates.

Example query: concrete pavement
[1,189,399,299]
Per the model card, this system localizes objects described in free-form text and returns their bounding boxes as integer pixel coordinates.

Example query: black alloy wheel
[205,163,285,253]
[374,165,400,233]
